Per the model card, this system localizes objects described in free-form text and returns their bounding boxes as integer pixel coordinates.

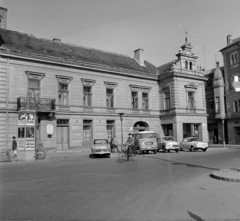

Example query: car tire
[154,150,157,154]
[139,150,142,155]
[175,150,178,153]
[168,150,170,153]
[190,146,194,152]
[179,147,183,151]
[202,148,207,152]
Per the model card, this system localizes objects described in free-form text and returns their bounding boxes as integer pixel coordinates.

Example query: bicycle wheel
[3,151,11,162]
[37,150,46,160]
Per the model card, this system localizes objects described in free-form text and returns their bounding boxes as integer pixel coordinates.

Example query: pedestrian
[12,136,17,158]
[112,136,120,153]
[124,133,135,160]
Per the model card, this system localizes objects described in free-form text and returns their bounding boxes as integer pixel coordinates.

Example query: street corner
[210,168,240,182]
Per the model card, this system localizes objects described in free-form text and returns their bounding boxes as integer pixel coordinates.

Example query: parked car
[90,139,111,158]
[132,131,158,154]
[157,136,180,153]
[180,137,208,152]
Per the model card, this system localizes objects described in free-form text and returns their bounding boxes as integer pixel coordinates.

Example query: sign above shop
[47,124,54,135]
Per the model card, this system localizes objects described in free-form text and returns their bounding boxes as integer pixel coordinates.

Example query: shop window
[142,92,149,110]
[106,120,115,141]
[83,120,92,141]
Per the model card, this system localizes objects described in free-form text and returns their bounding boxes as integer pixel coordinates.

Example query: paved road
[1,148,240,221]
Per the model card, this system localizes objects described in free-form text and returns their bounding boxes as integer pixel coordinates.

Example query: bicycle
[35,148,46,160]
[0,150,12,162]
[117,145,136,162]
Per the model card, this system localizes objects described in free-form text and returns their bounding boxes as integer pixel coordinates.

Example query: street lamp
[118,113,125,152]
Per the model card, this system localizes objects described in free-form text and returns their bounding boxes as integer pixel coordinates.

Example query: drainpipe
[5,58,9,150]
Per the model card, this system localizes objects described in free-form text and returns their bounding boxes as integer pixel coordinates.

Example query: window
[56,75,72,107]
[188,91,195,109]
[233,100,240,113]
[106,88,114,108]
[28,79,40,99]
[230,51,239,66]
[106,120,114,141]
[164,89,171,110]
[189,62,193,70]
[208,99,214,113]
[215,97,220,113]
[185,61,188,69]
[132,91,138,109]
[83,120,92,141]
[58,83,68,105]
[142,92,149,110]
[83,86,92,107]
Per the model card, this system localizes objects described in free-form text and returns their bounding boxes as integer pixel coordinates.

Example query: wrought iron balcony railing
[17,97,56,111]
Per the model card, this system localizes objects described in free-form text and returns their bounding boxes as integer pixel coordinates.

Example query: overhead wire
[50,0,194,37]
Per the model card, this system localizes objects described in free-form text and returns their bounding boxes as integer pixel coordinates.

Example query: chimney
[134,48,145,66]
[53,38,61,43]
[0,7,8,29]
[227,35,233,45]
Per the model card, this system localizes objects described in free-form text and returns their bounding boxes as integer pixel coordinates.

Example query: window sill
[231,63,239,69]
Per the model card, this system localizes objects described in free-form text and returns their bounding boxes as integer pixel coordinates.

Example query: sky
[1,0,240,70]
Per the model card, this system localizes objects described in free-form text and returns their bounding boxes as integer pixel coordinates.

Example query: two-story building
[158,37,208,143]
[0,7,164,160]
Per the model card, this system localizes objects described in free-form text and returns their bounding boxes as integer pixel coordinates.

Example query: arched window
[185,61,188,69]
[189,62,193,70]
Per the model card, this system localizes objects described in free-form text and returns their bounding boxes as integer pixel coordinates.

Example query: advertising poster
[18,113,27,125]
[25,138,35,149]
[18,139,25,150]
[26,127,34,138]
[26,113,35,125]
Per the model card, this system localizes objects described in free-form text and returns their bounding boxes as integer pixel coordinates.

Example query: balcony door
[28,79,40,99]
[57,119,69,150]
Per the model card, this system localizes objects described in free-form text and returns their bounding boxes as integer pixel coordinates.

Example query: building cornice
[0,50,158,81]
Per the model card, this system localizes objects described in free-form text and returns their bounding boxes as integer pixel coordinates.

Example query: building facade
[158,38,208,143]
[220,35,240,144]
[0,7,211,160]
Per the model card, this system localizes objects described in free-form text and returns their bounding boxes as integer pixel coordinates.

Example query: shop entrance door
[57,119,69,150]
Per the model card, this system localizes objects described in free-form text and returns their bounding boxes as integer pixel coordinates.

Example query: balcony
[17,97,56,112]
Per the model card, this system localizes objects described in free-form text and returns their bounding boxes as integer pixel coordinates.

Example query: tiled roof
[158,61,175,75]
[0,28,157,76]
[220,37,240,52]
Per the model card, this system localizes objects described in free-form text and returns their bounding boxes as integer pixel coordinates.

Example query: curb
[210,169,240,182]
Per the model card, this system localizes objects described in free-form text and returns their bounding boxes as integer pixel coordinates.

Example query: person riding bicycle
[124,133,135,160]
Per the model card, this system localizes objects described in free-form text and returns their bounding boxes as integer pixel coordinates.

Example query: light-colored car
[157,136,180,153]
[180,137,208,152]
[90,139,111,158]
[132,131,158,154]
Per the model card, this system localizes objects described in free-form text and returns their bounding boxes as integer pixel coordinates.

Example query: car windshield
[191,138,200,142]
[163,137,174,141]
[94,139,108,144]
[139,133,155,139]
